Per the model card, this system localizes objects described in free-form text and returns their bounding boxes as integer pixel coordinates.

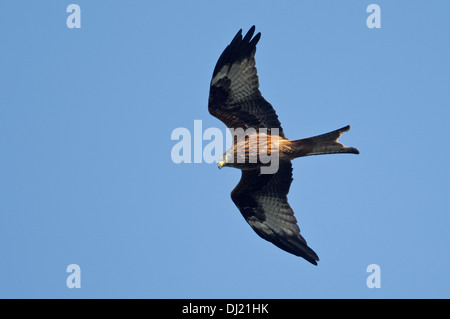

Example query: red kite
[208,26,359,265]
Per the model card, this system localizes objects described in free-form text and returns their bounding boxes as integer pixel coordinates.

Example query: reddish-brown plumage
[224,126,358,170]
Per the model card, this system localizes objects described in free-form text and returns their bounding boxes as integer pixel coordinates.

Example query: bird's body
[208,26,359,265]
[220,126,358,171]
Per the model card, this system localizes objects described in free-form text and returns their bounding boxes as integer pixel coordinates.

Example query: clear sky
[1,1,449,298]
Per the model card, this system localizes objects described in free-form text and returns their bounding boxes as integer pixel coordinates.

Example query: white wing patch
[210,53,260,103]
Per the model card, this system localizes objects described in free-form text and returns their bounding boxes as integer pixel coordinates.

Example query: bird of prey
[208,26,359,265]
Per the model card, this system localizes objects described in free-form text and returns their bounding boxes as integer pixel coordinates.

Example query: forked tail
[290,125,359,158]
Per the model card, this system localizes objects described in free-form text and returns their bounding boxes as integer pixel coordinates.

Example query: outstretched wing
[208,26,285,138]
[231,162,319,265]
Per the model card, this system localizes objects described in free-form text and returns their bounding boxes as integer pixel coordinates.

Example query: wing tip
[305,255,320,266]
[301,246,320,265]
[212,26,262,79]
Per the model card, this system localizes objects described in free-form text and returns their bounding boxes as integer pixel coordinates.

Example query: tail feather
[291,125,359,158]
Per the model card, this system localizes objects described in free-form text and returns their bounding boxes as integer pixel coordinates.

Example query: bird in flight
[208,26,359,265]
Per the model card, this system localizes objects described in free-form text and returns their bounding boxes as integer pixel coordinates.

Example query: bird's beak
[218,160,225,169]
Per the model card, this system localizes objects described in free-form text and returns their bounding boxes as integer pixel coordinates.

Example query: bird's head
[218,154,226,169]
[218,151,235,169]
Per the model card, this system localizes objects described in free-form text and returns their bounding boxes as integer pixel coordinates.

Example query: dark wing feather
[231,162,319,265]
[208,26,285,138]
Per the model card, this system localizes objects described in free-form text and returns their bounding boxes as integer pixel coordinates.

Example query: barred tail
[290,125,359,158]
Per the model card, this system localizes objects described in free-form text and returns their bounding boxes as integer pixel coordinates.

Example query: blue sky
[1,1,449,298]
